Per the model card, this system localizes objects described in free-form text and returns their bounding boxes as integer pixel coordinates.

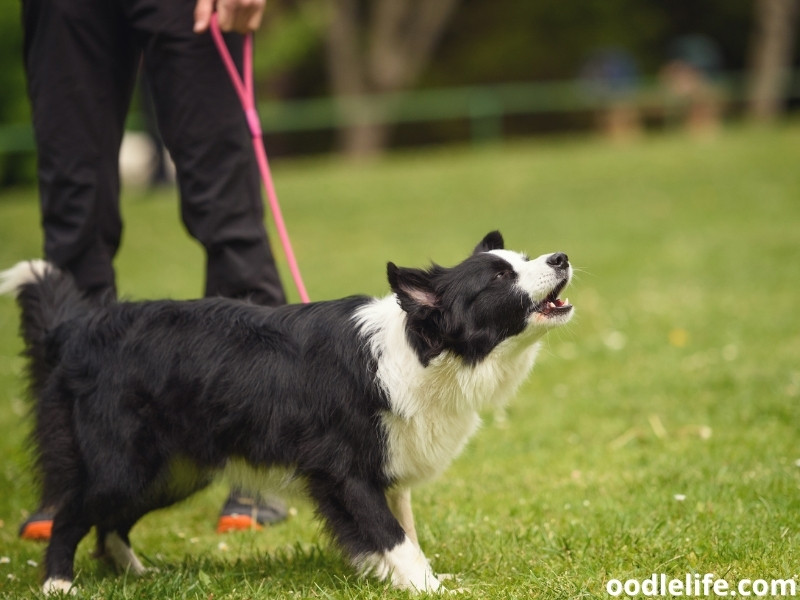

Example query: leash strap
[209,15,310,304]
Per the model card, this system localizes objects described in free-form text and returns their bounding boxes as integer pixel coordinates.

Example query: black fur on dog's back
[28,287,398,557]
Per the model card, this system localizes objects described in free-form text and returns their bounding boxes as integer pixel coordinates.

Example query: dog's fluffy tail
[0,260,91,395]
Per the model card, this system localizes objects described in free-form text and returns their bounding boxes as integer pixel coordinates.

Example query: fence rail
[2,72,799,154]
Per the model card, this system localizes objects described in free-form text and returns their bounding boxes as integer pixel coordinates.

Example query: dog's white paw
[358,536,444,593]
[42,578,76,596]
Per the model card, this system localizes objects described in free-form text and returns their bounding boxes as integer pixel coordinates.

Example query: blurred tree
[747,0,799,121]
[325,0,462,156]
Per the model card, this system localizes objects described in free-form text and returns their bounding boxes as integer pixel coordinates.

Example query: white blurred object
[119,131,175,187]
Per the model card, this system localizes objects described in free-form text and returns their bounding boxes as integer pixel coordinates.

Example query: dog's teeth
[563,297,569,305]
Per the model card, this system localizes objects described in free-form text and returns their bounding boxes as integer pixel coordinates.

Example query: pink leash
[209,15,310,303]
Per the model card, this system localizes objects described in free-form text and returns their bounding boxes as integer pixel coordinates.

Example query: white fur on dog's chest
[382,408,481,486]
[356,296,542,487]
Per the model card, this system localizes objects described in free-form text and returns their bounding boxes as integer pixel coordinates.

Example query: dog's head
[388,231,573,366]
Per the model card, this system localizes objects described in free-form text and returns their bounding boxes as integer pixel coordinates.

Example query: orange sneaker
[19,511,54,541]
[216,494,287,533]
[216,513,263,533]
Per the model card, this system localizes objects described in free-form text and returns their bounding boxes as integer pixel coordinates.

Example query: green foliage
[1,124,799,598]
[253,1,327,84]
[432,0,661,83]
[0,4,26,121]
[0,2,34,185]
[428,0,757,87]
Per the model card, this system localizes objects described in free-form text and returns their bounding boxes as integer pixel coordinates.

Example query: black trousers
[21,0,286,306]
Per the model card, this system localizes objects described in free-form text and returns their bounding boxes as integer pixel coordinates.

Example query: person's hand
[194,0,266,34]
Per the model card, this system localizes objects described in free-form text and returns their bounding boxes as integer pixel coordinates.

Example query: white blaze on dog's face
[487,248,573,329]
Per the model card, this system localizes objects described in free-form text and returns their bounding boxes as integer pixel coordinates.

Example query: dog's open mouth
[536,279,573,317]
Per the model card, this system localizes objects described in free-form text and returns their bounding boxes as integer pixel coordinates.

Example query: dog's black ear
[473,230,504,254]
[387,262,445,365]
[387,262,439,311]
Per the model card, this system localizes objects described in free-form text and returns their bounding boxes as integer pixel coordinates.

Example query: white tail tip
[0,260,53,298]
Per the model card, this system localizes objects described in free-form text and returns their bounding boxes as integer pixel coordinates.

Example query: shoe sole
[216,514,263,533]
[20,520,53,541]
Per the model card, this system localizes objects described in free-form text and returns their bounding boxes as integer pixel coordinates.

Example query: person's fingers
[243,8,264,33]
[193,0,216,33]
[217,0,265,34]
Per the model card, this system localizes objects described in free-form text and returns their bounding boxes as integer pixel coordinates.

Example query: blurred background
[1,0,799,185]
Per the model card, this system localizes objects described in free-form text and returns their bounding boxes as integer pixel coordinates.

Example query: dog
[0,231,573,595]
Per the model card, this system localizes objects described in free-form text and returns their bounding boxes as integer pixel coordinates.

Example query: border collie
[0,232,573,595]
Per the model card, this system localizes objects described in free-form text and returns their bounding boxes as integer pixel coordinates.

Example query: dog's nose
[546,252,569,270]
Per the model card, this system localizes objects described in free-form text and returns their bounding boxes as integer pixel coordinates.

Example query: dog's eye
[495,270,511,280]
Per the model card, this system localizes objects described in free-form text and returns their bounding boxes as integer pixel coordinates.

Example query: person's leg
[22,0,140,297]
[133,1,286,306]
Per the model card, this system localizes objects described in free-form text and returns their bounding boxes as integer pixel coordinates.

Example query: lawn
[0,124,799,599]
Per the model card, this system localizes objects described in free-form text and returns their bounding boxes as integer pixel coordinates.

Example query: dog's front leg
[309,476,440,593]
[387,487,418,546]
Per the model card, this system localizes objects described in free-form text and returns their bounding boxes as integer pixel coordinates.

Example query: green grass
[1,125,799,599]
